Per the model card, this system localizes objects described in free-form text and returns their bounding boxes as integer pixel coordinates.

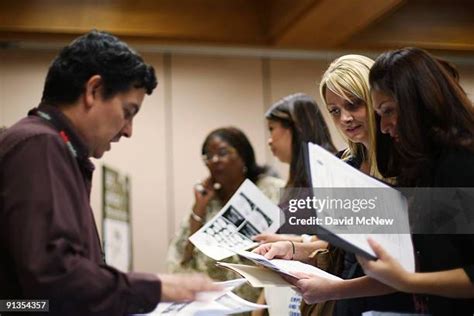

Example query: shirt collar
[29,104,95,173]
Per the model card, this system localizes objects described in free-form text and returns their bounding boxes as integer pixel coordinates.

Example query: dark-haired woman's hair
[265,93,336,187]
[370,47,474,185]
[201,127,268,183]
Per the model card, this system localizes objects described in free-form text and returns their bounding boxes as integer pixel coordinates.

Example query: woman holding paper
[254,93,337,315]
[265,93,336,234]
[166,127,284,304]
[254,55,415,315]
[358,47,474,315]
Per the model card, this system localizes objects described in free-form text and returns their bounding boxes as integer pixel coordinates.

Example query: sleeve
[166,212,199,273]
[2,135,161,315]
[465,265,474,283]
[256,176,285,205]
[435,150,474,187]
[461,234,474,284]
[435,152,474,284]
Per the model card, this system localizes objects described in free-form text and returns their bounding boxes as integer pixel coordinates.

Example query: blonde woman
[320,54,381,176]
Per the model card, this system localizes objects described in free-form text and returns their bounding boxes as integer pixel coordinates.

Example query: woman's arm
[290,273,396,304]
[253,240,328,263]
[358,238,474,298]
[405,269,474,298]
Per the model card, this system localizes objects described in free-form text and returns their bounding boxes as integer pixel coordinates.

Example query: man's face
[87,87,146,158]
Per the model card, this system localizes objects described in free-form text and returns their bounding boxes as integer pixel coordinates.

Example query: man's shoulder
[0,116,61,158]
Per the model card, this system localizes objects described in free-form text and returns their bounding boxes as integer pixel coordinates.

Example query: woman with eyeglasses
[166,127,284,305]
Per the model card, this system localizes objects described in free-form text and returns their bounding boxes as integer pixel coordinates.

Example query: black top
[411,148,474,315]
[333,150,415,316]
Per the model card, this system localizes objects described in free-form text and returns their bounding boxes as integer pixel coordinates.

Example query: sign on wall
[102,165,132,272]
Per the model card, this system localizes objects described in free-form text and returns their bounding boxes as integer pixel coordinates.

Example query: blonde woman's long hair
[319,54,382,178]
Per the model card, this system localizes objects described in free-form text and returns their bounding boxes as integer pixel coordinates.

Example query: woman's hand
[357,237,411,292]
[185,177,216,261]
[252,241,294,260]
[192,177,215,218]
[253,232,302,243]
[292,272,339,304]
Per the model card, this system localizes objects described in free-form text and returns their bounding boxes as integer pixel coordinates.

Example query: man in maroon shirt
[0,30,217,315]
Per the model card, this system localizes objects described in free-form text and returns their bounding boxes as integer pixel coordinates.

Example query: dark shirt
[333,150,414,316]
[412,148,474,316]
[0,105,161,315]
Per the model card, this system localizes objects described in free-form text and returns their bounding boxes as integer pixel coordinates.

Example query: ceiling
[0,0,473,55]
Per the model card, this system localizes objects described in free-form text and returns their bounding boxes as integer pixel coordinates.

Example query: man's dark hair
[41,30,157,106]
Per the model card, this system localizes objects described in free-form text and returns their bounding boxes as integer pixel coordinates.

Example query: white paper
[103,218,131,272]
[307,143,415,272]
[271,259,341,281]
[228,250,341,284]
[189,179,281,261]
[216,262,289,287]
[141,279,267,315]
[362,312,430,316]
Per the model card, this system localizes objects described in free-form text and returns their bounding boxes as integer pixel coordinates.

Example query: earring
[243,166,248,174]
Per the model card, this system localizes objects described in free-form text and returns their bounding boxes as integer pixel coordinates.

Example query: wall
[1,48,473,273]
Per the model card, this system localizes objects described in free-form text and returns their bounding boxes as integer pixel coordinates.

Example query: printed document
[307,143,415,272]
[217,250,341,287]
[138,279,268,315]
[189,179,281,261]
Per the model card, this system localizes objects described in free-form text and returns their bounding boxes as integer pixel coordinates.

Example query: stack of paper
[136,279,267,315]
[189,180,281,261]
[217,250,341,287]
[306,143,415,272]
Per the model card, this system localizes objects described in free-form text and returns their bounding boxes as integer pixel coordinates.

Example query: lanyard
[35,110,79,158]
[29,106,90,162]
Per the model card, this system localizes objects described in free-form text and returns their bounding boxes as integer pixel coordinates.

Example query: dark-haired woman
[359,47,474,315]
[266,93,336,233]
[167,127,284,304]
[255,93,337,315]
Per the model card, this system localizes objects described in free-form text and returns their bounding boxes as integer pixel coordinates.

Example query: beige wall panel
[268,58,347,178]
[170,55,267,236]
[0,51,54,126]
[90,53,168,273]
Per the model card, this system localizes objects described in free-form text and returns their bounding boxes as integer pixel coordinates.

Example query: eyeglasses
[202,147,237,164]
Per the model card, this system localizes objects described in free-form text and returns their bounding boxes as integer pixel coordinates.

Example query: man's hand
[158,274,221,302]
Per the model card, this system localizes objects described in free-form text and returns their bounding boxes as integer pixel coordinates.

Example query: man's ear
[84,75,103,109]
